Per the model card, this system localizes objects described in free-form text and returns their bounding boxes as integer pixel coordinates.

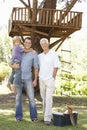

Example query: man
[38,38,60,125]
[15,37,38,121]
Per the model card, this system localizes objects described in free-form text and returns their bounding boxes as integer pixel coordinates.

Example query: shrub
[55,72,87,96]
[0,62,11,82]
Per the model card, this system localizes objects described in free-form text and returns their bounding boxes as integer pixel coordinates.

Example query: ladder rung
[61,60,71,64]
[61,49,71,52]
[61,77,71,81]
[61,69,71,73]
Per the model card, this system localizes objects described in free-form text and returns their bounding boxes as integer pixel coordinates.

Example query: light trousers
[39,78,55,122]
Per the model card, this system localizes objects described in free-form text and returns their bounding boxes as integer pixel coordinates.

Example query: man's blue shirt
[21,52,38,80]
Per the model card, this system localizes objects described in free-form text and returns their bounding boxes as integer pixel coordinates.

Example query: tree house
[7,0,83,94]
[8,0,83,52]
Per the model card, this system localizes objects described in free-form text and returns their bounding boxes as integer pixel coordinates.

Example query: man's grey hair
[40,38,49,45]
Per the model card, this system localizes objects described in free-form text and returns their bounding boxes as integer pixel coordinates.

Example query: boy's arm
[9,63,19,69]
[24,48,35,53]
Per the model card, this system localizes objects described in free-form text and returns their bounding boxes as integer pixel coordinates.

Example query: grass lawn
[0,81,87,130]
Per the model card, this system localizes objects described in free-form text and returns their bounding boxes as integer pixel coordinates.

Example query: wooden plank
[79,13,82,28]
[59,11,62,25]
[14,9,17,22]
[21,9,23,22]
[39,9,42,24]
[18,9,20,21]
[46,10,49,25]
[56,11,58,25]
[52,11,55,25]
[24,8,26,22]
[70,12,72,26]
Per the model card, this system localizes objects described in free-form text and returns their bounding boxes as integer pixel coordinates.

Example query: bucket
[53,112,78,126]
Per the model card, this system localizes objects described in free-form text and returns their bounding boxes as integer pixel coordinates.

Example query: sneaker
[7,83,12,91]
[44,121,51,125]
[16,118,22,122]
[32,118,38,122]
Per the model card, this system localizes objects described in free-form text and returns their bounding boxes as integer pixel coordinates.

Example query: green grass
[0,112,87,130]
[0,92,87,130]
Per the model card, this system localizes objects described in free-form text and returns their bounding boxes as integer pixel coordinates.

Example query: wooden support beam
[49,38,63,49]
[49,28,54,36]
[62,0,77,20]
[38,0,46,8]
[55,37,67,51]
[20,26,49,37]
[33,30,49,37]
[19,0,28,7]
[50,31,73,50]
[28,0,31,7]
[55,31,75,50]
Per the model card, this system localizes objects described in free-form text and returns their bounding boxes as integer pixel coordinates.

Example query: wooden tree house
[7,0,83,93]
[8,0,83,52]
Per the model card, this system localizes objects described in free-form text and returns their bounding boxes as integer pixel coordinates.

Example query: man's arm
[32,68,38,87]
[52,67,58,79]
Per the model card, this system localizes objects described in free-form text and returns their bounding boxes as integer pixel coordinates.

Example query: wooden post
[31,0,38,47]
[32,0,37,23]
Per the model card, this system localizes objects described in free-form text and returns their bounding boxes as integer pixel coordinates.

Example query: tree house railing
[8,7,82,34]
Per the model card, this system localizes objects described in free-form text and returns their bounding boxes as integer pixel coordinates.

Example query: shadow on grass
[53,96,87,106]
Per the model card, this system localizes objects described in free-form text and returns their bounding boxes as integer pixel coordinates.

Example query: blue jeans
[8,68,21,87]
[15,79,37,120]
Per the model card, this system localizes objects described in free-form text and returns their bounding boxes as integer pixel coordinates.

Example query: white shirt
[38,50,60,80]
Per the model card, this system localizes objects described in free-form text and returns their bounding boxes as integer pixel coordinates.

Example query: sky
[0,0,23,26]
[0,0,87,30]
[0,0,42,26]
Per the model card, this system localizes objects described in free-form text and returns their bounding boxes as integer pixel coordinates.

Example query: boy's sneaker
[32,118,38,122]
[7,83,12,91]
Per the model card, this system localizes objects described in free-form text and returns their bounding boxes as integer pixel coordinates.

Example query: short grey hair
[40,38,49,45]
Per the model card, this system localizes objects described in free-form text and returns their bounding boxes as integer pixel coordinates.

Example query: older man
[38,38,60,125]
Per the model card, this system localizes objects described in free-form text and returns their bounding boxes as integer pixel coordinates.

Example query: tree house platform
[8,7,82,38]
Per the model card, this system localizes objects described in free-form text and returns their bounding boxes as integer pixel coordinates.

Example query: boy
[7,36,33,94]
